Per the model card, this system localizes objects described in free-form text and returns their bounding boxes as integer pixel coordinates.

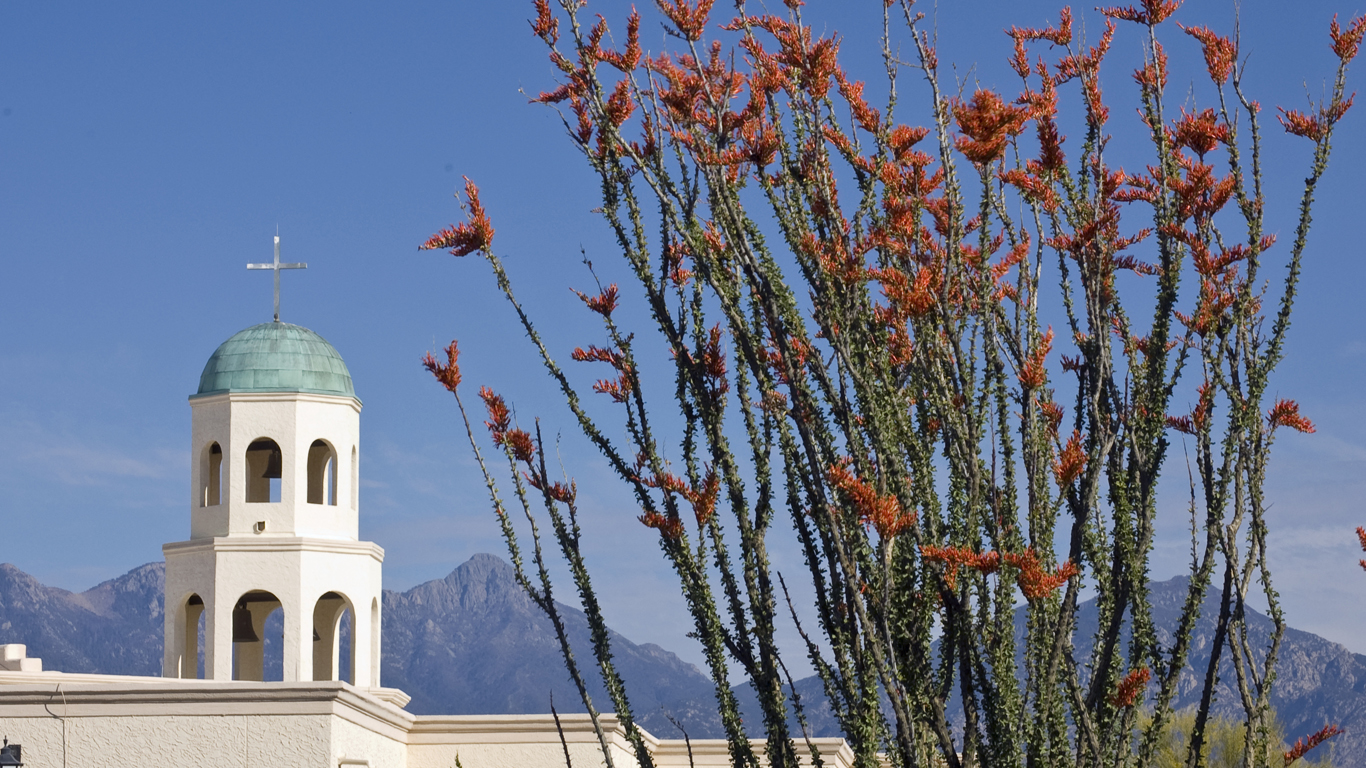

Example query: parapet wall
[0,677,854,768]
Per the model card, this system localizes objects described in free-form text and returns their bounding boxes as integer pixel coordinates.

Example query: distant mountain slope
[1091,575,1366,762]
[0,555,719,738]
[2,559,1362,763]
[719,576,1366,763]
[380,553,718,737]
[0,562,164,676]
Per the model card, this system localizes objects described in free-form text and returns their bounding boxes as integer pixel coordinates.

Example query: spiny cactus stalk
[422,3,1362,767]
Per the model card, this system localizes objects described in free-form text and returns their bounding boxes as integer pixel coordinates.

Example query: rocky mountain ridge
[1,557,1361,763]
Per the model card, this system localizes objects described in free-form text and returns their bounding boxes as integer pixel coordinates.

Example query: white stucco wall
[330,714,408,768]
[405,714,641,768]
[188,392,362,540]
[0,681,404,768]
[166,390,383,686]
[162,537,384,684]
[0,699,331,767]
[0,677,855,768]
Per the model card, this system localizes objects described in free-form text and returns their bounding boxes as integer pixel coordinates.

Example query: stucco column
[162,598,185,678]
[283,590,310,682]
[371,596,382,687]
[209,595,233,681]
[352,599,373,688]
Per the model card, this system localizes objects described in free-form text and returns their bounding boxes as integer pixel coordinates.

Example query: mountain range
[0,555,1361,763]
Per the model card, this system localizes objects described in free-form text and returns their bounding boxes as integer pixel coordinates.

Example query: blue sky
[1,0,1363,675]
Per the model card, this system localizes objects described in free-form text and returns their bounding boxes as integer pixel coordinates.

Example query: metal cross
[247,235,307,322]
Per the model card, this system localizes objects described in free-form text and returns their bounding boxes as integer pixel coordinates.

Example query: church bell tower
[162,257,383,686]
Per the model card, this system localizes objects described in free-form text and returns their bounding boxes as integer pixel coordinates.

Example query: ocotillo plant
[422,2,1361,767]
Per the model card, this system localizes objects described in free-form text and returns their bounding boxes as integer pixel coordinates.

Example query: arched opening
[311,591,355,683]
[231,590,283,681]
[201,443,222,507]
[350,445,359,511]
[245,438,283,503]
[307,440,337,506]
[180,594,205,679]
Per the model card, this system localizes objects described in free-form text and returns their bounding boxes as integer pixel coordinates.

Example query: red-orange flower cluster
[658,0,715,42]
[662,243,695,288]
[1178,23,1236,85]
[1006,7,1073,78]
[1277,96,1355,142]
[422,340,462,394]
[574,284,619,318]
[1166,156,1236,223]
[1166,381,1214,436]
[953,89,1030,165]
[1018,328,1054,389]
[687,469,720,527]
[835,73,880,134]
[888,124,931,163]
[1055,19,1115,124]
[760,389,788,416]
[1039,400,1065,436]
[1284,724,1343,765]
[1109,666,1151,708]
[1267,399,1316,433]
[501,429,536,463]
[1004,549,1078,600]
[763,334,812,387]
[1132,40,1169,90]
[1001,166,1061,212]
[828,462,915,540]
[870,262,939,320]
[530,0,558,45]
[1355,526,1366,572]
[572,345,626,367]
[598,10,642,73]
[421,178,495,257]
[674,324,729,399]
[1099,0,1181,26]
[735,14,841,101]
[480,386,509,434]
[572,344,635,404]
[1054,430,1087,486]
[638,511,685,540]
[1278,16,1359,144]
[921,545,1000,590]
[478,387,535,463]
[1330,14,1366,63]
[526,472,576,504]
[1171,107,1229,157]
[636,467,720,537]
[701,324,729,396]
[1168,224,1253,337]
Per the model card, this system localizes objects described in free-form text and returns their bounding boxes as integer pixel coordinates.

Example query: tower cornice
[189,390,363,413]
[163,536,384,562]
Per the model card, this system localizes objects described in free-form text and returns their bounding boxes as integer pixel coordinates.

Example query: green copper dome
[195,322,356,399]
